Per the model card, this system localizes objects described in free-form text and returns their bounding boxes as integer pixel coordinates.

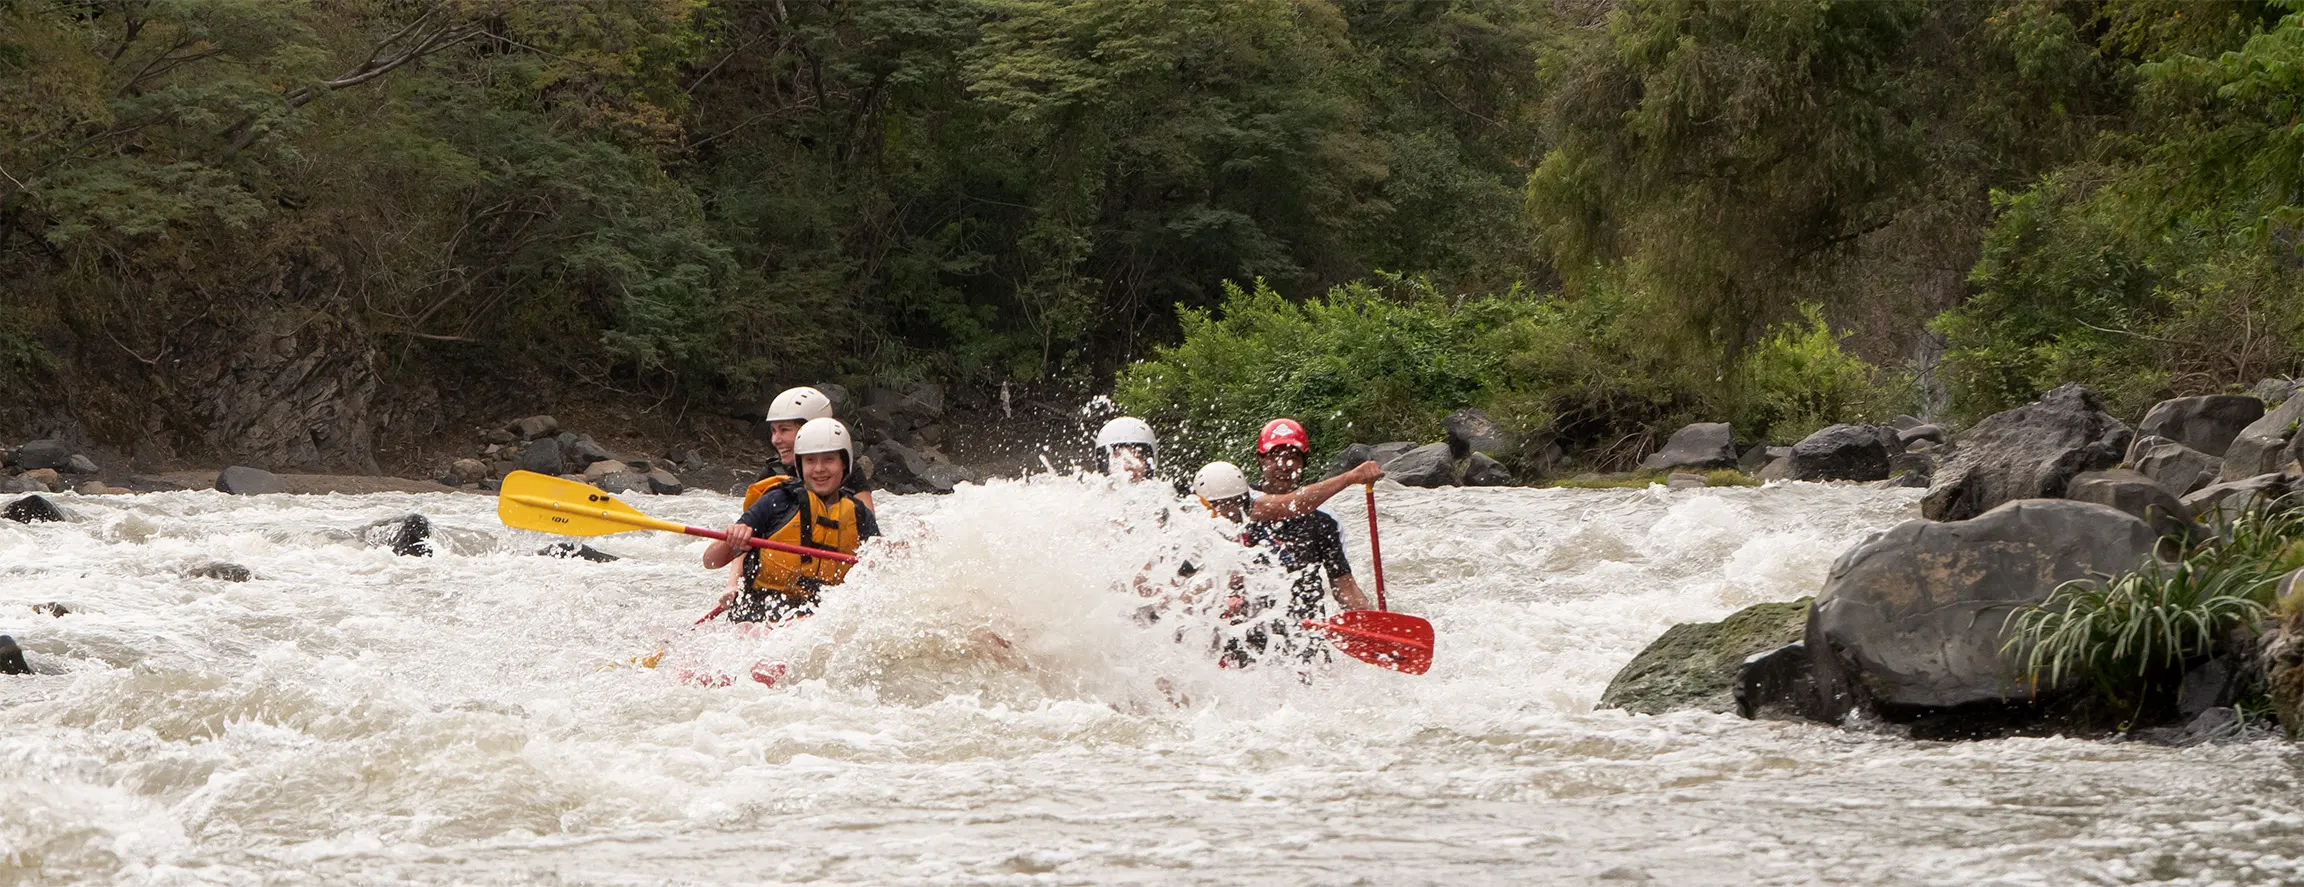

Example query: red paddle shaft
[678,525,857,564]
[1364,483,1387,611]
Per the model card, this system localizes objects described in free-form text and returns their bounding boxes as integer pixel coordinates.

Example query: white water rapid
[6,478,2304,885]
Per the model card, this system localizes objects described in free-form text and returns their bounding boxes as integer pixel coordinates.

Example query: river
[5,478,2303,885]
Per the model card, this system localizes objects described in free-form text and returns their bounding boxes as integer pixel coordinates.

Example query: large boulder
[216,466,285,495]
[1788,424,1891,482]
[2130,436,2223,496]
[1443,408,1519,460]
[2218,388,2304,482]
[14,440,74,472]
[1921,383,2131,522]
[0,635,28,676]
[866,440,934,492]
[1897,424,1948,449]
[2139,395,2264,457]
[1805,499,2159,721]
[517,437,566,476]
[565,434,619,469]
[2181,473,2293,525]
[1598,599,1811,715]
[580,459,631,482]
[1640,422,1736,471]
[1336,442,1420,477]
[360,514,433,557]
[595,471,652,495]
[1463,453,1513,487]
[4,495,67,524]
[2064,469,2193,543]
[1385,443,1457,488]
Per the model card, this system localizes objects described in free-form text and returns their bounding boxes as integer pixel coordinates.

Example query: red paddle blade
[1305,610,1434,675]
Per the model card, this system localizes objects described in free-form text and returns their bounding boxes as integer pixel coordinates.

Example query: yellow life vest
[743,478,863,597]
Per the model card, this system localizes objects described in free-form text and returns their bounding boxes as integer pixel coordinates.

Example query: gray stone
[1640,422,1736,471]
[537,542,618,562]
[1881,471,1931,489]
[2132,437,2222,496]
[510,415,558,440]
[917,459,978,494]
[567,434,619,469]
[1666,471,1707,490]
[676,449,706,473]
[2181,473,2292,525]
[1922,384,2131,522]
[18,468,58,491]
[1369,442,1418,467]
[1737,444,1771,473]
[1443,408,1519,460]
[4,495,67,524]
[2177,657,2245,720]
[13,440,73,471]
[63,454,99,475]
[1788,424,1891,482]
[124,475,187,493]
[2250,378,2301,406]
[581,459,631,482]
[479,427,517,446]
[187,562,253,582]
[517,438,566,476]
[867,440,934,493]
[449,458,489,485]
[1897,424,1947,448]
[1385,443,1458,488]
[216,466,285,495]
[0,475,42,494]
[646,469,685,495]
[1890,415,1924,431]
[1889,451,1935,478]
[1735,642,1828,722]
[1806,499,2159,719]
[1463,453,1513,487]
[596,471,652,495]
[73,481,128,495]
[2140,395,2264,457]
[1756,457,1791,483]
[1598,599,1810,715]
[2219,390,2304,481]
[2065,469,2193,543]
[898,382,946,420]
[1333,444,1375,477]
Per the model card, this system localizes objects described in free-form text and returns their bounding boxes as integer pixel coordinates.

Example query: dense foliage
[4,0,2303,466]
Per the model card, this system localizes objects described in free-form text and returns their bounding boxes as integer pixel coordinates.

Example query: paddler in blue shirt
[704,417,881,623]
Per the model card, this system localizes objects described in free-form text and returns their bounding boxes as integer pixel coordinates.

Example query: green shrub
[1735,304,1902,442]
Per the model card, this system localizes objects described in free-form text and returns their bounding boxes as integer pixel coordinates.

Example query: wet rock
[1370,441,1418,467]
[1666,471,1707,490]
[1881,471,1931,489]
[581,459,631,482]
[1333,444,1375,477]
[510,415,558,440]
[2139,395,2264,457]
[917,459,979,494]
[1921,384,2131,522]
[1888,451,1935,478]
[567,434,619,469]
[1806,499,2158,722]
[2251,378,2302,407]
[2180,473,2292,525]
[596,471,652,495]
[517,437,566,476]
[1737,444,1771,473]
[4,495,67,524]
[14,439,74,471]
[361,514,434,557]
[187,562,253,582]
[2065,469,2193,543]
[1897,424,1947,448]
[1735,642,1828,722]
[2218,390,2304,482]
[1788,424,1891,482]
[125,475,188,493]
[1599,599,1810,715]
[2130,436,2222,496]
[1463,453,1513,487]
[1640,422,1736,471]
[1443,408,1519,460]
[449,458,489,485]
[216,465,285,495]
[0,475,39,494]
[19,468,59,492]
[646,469,685,495]
[1385,443,1458,488]
[866,440,932,492]
[1756,457,1791,483]
[898,382,946,420]
[0,636,28,675]
[63,454,99,475]
[32,602,68,617]
[2177,656,2246,721]
[537,542,618,562]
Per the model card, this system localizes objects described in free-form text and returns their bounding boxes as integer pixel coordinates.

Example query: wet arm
[1249,461,1382,522]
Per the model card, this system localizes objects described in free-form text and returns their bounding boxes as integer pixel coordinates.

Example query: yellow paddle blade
[496,470,684,538]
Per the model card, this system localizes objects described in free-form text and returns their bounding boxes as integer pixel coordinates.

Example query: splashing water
[4,479,2303,885]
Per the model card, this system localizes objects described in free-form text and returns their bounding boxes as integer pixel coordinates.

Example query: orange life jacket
[741,477,863,597]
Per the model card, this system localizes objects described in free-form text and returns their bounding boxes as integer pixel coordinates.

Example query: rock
[72,481,128,495]
[1805,499,2159,721]
[1385,443,1458,488]
[517,438,566,476]
[361,514,434,557]
[567,434,619,469]
[1370,441,1418,467]
[2176,656,2246,721]
[1598,599,1811,715]
[1756,457,1791,483]
[675,449,705,473]
[898,382,946,420]
[216,465,285,495]
[2180,473,2292,525]
[867,440,933,492]
[1443,408,1519,460]
[32,602,67,617]
[917,459,978,494]
[2139,395,2265,457]
[1888,451,1935,478]
[646,469,685,495]
[0,635,28,675]
[14,439,74,471]
[510,415,559,440]
[0,475,39,494]
[2267,568,2304,733]
[596,471,652,495]
[1737,444,1771,473]
[1333,444,1375,477]
[1921,383,2131,522]
[1734,642,1829,722]
[537,542,618,562]
[479,427,517,446]
[2218,389,2304,481]
[849,403,908,446]
[4,495,67,523]
[1463,453,1514,487]
[18,468,60,492]
[2131,437,2223,496]
[2250,378,2301,406]
[1897,424,1947,448]
[581,459,631,482]
[489,460,517,480]
[1881,471,1931,489]
[63,454,99,475]
[449,458,489,485]
[1665,471,1707,490]
[2065,469,2192,543]
[1908,440,1939,454]
[1640,422,1736,471]
[124,475,188,493]
[187,562,253,582]
[1890,414,1924,431]
[1788,424,1891,482]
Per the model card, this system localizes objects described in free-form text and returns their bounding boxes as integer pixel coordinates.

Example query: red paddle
[1302,484,1435,675]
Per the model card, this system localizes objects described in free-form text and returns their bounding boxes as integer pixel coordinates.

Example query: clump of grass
[1545,468,1759,490]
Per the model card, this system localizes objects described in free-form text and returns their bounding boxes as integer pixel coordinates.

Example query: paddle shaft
[1364,483,1387,611]
[680,523,859,564]
[503,493,856,564]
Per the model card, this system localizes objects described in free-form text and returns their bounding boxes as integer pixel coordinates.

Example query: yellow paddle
[495,470,857,563]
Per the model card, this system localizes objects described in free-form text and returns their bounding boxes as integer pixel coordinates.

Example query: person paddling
[705,418,881,623]
[755,386,874,511]
[1095,416,1158,482]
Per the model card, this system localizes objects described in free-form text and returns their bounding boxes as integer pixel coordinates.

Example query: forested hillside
[3,0,2300,474]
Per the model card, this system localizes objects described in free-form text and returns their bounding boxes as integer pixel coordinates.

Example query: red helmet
[1256,418,1308,455]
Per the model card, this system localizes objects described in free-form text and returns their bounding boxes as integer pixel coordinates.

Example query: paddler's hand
[718,588,740,609]
[1344,460,1385,485]
[723,522,754,551]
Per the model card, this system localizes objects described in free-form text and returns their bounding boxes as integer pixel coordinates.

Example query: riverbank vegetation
[4,1,2303,470]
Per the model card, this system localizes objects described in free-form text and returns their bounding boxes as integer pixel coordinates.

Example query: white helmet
[1191,461,1250,501]
[766,386,834,424]
[1094,416,1157,453]
[793,417,853,466]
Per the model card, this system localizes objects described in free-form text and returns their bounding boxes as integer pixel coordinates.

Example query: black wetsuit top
[1244,510,1353,620]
